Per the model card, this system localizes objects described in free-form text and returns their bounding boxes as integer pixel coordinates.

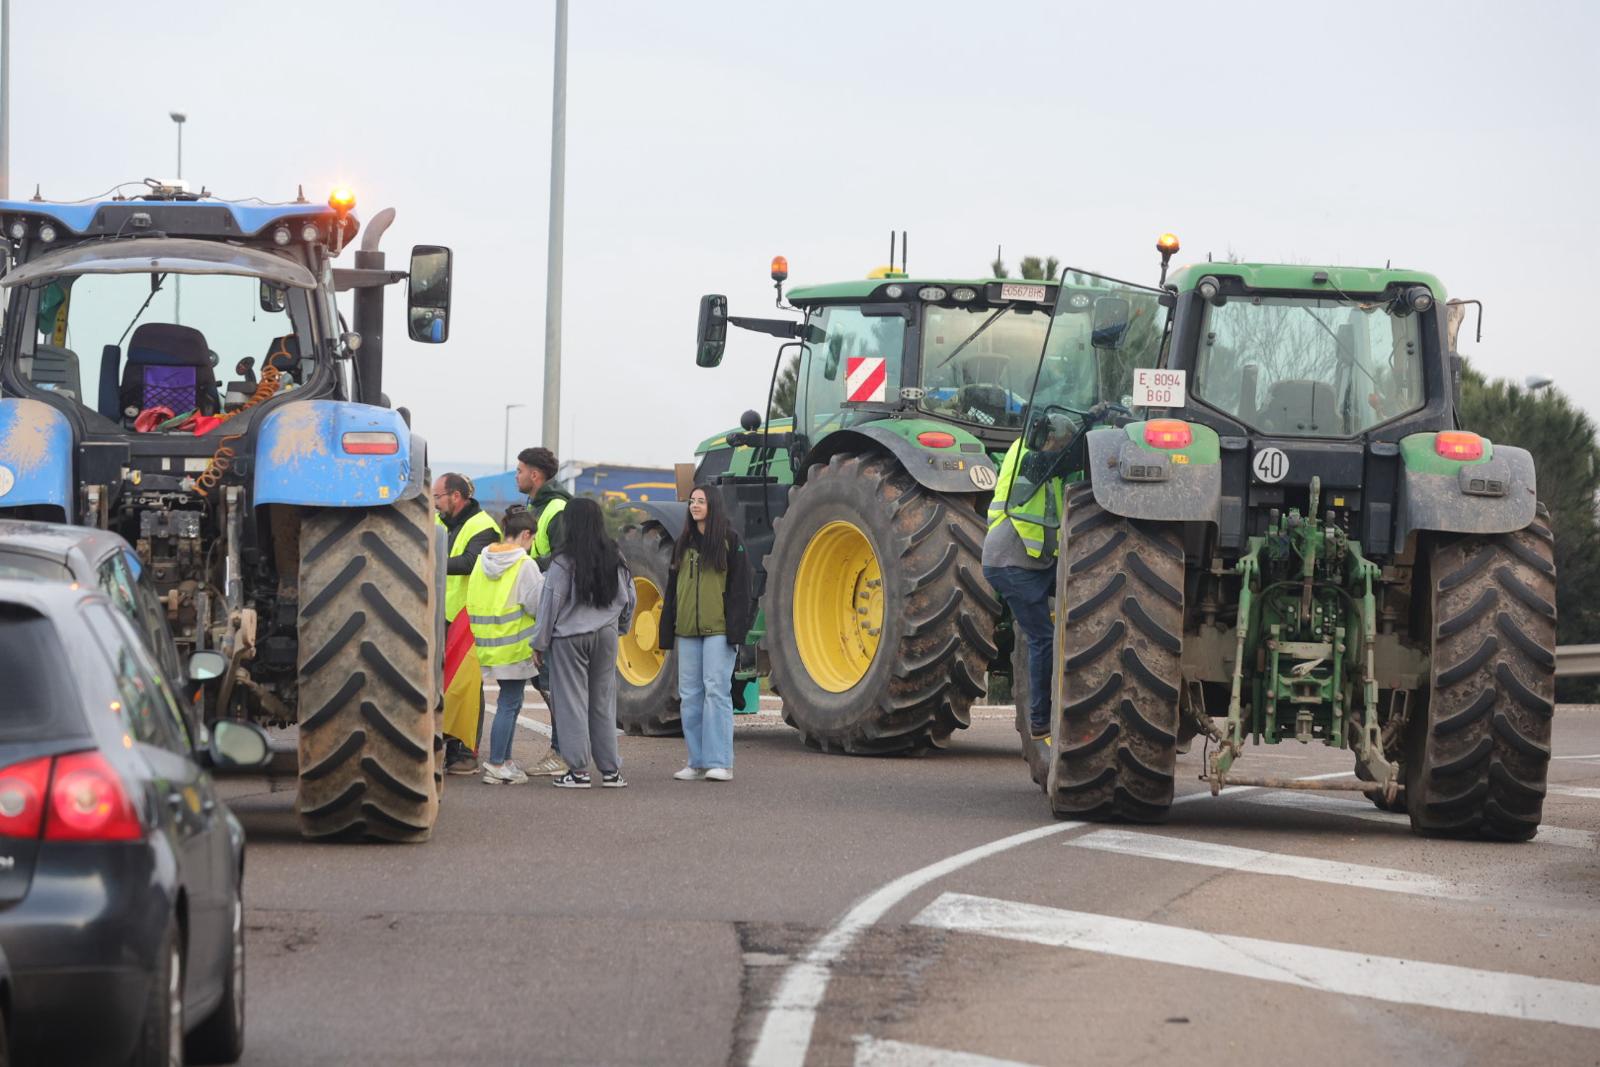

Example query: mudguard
[1086,423,1222,524]
[252,400,413,508]
[1395,433,1537,544]
[633,499,687,538]
[807,425,999,495]
[0,398,73,514]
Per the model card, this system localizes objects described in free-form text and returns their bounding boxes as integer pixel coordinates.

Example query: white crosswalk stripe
[855,1036,1038,1067]
[912,892,1600,1031]
[1241,790,1599,849]
[1549,785,1600,801]
[1065,829,1471,898]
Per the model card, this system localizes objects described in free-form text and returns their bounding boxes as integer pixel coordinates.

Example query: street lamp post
[542,0,567,453]
[170,111,186,323]
[504,403,527,472]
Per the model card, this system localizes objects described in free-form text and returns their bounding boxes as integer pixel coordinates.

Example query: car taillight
[1435,431,1484,461]
[45,751,142,842]
[342,431,399,455]
[1143,419,1192,449]
[0,756,53,839]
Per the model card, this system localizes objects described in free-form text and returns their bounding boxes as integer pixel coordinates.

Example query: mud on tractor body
[616,256,1077,753]
[0,182,456,842]
[1008,247,1553,840]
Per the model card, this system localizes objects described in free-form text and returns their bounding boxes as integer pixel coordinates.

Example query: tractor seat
[1258,379,1339,435]
[119,323,221,422]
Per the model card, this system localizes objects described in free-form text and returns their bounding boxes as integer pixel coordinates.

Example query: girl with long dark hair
[531,498,636,788]
[660,485,753,781]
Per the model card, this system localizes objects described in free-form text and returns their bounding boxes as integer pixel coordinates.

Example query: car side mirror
[697,294,728,367]
[407,245,453,344]
[1090,296,1132,351]
[259,281,288,313]
[208,720,273,770]
[188,650,227,682]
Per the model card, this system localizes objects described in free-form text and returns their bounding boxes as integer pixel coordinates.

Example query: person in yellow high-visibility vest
[983,414,1072,742]
[515,446,571,569]
[434,473,501,774]
[466,509,547,784]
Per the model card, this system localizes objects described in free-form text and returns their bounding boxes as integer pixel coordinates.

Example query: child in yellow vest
[466,510,546,784]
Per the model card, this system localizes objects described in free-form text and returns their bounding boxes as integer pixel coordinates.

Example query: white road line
[1551,754,1600,761]
[1549,785,1600,801]
[1065,829,1469,898]
[912,892,1600,1031]
[747,788,1255,1067]
[1243,790,1600,849]
[854,1036,1038,1067]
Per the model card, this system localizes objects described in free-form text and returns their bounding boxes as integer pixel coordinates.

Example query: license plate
[999,283,1047,303]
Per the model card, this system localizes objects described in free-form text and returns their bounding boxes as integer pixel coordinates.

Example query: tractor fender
[0,398,73,515]
[803,426,999,496]
[1396,436,1536,543]
[252,400,414,508]
[1086,425,1221,524]
[632,500,686,539]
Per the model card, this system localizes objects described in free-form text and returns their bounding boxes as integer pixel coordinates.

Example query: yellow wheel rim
[617,575,666,686]
[793,520,883,693]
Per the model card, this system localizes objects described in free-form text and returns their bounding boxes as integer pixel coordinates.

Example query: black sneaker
[552,771,591,789]
[601,771,627,789]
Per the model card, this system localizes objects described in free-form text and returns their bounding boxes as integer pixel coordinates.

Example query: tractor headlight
[950,287,976,302]
[272,226,292,247]
[36,222,57,244]
[301,223,320,243]
[7,218,26,241]
[1406,286,1434,313]
[918,286,948,301]
[1196,275,1223,304]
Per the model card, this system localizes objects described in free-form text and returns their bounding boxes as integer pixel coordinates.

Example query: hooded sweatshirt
[475,542,547,681]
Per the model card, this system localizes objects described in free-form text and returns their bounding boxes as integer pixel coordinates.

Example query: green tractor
[616,254,1067,752]
[1010,240,1554,839]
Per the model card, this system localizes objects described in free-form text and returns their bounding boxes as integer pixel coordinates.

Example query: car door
[81,604,227,1004]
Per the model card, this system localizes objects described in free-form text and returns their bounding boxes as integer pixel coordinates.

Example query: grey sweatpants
[549,623,621,775]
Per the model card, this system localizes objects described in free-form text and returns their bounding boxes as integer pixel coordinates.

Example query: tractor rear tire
[766,451,999,754]
[1048,484,1182,821]
[1408,517,1556,840]
[616,524,682,736]
[295,495,440,842]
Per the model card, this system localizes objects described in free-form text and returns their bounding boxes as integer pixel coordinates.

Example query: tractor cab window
[793,304,906,442]
[1023,273,1169,426]
[918,304,1051,430]
[1195,294,1425,437]
[12,271,309,432]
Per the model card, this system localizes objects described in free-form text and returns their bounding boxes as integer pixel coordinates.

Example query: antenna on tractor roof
[901,231,907,275]
[888,230,895,272]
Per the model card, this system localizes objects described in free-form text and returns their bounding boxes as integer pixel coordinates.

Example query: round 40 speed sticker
[1252,447,1289,484]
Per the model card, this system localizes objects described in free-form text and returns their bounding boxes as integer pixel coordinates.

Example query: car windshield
[919,304,1052,430]
[0,550,73,581]
[0,607,74,738]
[11,270,311,430]
[1195,294,1425,437]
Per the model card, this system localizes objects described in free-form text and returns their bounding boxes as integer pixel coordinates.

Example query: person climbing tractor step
[983,413,1072,746]
[435,473,501,775]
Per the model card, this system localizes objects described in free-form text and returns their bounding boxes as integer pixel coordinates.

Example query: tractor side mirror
[696,294,728,367]
[259,281,287,313]
[1090,296,1132,350]
[208,720,273,770]
[187,649,227,681]
[407,245,453,344]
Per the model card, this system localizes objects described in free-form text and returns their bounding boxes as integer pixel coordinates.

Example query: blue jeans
[488,677,526,764]
[983,563,1056,733]
[677,635,738,770]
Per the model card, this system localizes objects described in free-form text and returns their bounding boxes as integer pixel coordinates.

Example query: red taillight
[1435,431,1484,461]
[342,431,399,455]
[917,431,957,448]
[1143,419,1192,449]
[0,756,53,840]
[45,752,142,842]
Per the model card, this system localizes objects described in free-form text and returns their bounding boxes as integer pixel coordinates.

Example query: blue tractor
[0,180,454,842]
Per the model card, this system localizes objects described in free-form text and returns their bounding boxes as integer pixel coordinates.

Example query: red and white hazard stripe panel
[846,356,888,403]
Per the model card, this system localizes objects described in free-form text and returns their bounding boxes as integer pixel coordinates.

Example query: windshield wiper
[935,306,1011,370]
[116,273,167,347]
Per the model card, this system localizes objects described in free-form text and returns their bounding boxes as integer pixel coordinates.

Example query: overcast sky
[13,0,1598,473]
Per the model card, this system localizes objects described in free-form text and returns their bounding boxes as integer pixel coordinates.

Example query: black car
[0,519,192,701]
[0,579,270,1065]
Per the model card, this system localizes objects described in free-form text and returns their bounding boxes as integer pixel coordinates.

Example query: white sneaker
[481,761,528,785]
[673,767,707,781]
[704,768,732,782]
[529,752,569,777]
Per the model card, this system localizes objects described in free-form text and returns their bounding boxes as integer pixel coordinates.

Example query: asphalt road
[221,704,1600,1067]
